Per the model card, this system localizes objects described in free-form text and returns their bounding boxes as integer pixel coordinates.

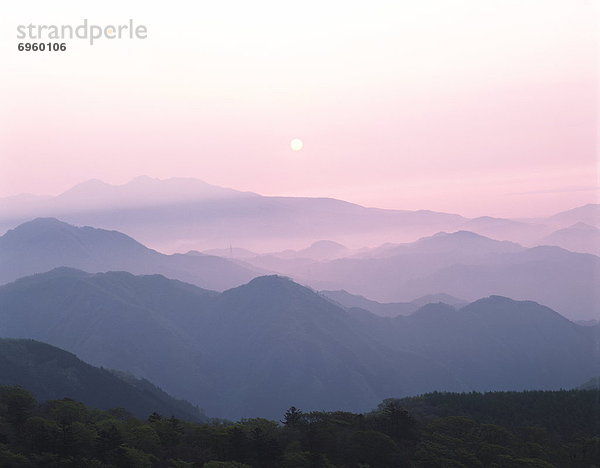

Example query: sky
[0,0,597,218]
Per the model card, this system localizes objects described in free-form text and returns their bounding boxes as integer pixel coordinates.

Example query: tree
[282,407,304,427]
[376,399,418,442]
[0,386,36,432]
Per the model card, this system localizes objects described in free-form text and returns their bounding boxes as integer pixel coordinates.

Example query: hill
[0,338,205,421]
[542,222,600,254]
[0,217,260,290]
[547,203,600,227]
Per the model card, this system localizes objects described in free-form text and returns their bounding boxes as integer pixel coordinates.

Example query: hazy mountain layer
[1,178,596,252]
[0,269,596,420]
[319,290,467,317]
[542,222,600,254]
[247,231,600,320]
[0,217,260,290]
[4,217,598,320]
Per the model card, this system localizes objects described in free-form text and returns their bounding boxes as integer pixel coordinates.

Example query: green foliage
[204,461,252,468]
[0,385,597,467]
[0,386,36,429]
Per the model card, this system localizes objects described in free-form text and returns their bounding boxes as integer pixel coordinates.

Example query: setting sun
[290,138,304,151]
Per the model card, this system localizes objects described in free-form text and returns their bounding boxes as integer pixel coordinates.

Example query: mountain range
[243,230,600,320]
[2,177,597,253]
[319,290,467,317]
[0,217,259,291]
[0,177,466,252]
[3,218,598,320]
[0,268,596,420]
[0,179,597,420]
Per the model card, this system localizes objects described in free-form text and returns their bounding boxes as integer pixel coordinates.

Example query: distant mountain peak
[477,295,518,305]
[16,217,67,227]
[414,230,522,251]
[567,222,599,231]
[220,275,329,313]
[1,218,141,246]
[244,274,297,289]
[300,239,348,258]
[460,295,576,325]
[59,178,112,194]
[548,204,600,224]
[410,293,467,308]
[465,295,552,314]
[1,217,77,239]
[432,230,490,240]
[22,266,91,282]
[409,302,456,319]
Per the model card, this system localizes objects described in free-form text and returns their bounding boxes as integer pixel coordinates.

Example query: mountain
[56,176,247,205]
[1,177,596,253]
[253,231,599,320]
[410,293,468,308]
[354,296,599,392]
[354,230,524,259]
[212,240,353,270]
[0,269,596,420]
[0,338,205,421]
[0,217,260,290]
[546,203,600,227]
[402,246,600,320]
[319,289,419,317]
[0,269,462,419]
[542,222,600,254]
[460,216,545,245]
[242,230,527,294]
[318,289,467,317]
[189,275,465,418]
[0,177,468,252]
[202,246,259,259]
[0,268,218,410]
[272,240,351,260]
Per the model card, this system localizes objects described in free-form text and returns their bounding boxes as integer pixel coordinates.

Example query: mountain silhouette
[0,338,205,421]
[0,177,468,252]
[1,178,596,252]
[0,217,260,290]
[0,269,595,420]
[542,222,600,254]
[247,231,600,320]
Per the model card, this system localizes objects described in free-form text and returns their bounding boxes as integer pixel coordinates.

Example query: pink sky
[0,0,597,218]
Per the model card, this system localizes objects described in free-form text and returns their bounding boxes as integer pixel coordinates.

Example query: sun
[290,138,304,151]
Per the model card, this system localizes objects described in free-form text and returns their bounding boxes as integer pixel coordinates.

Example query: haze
[0,0,597,218]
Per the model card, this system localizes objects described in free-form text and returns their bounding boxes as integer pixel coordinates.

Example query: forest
[0,386,597,468]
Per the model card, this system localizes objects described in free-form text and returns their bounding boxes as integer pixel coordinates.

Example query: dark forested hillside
[0,386,597,467]
[0,338,205,422]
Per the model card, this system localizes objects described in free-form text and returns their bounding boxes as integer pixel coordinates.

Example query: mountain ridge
[0,268,595,420]
[0,217,260,290]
